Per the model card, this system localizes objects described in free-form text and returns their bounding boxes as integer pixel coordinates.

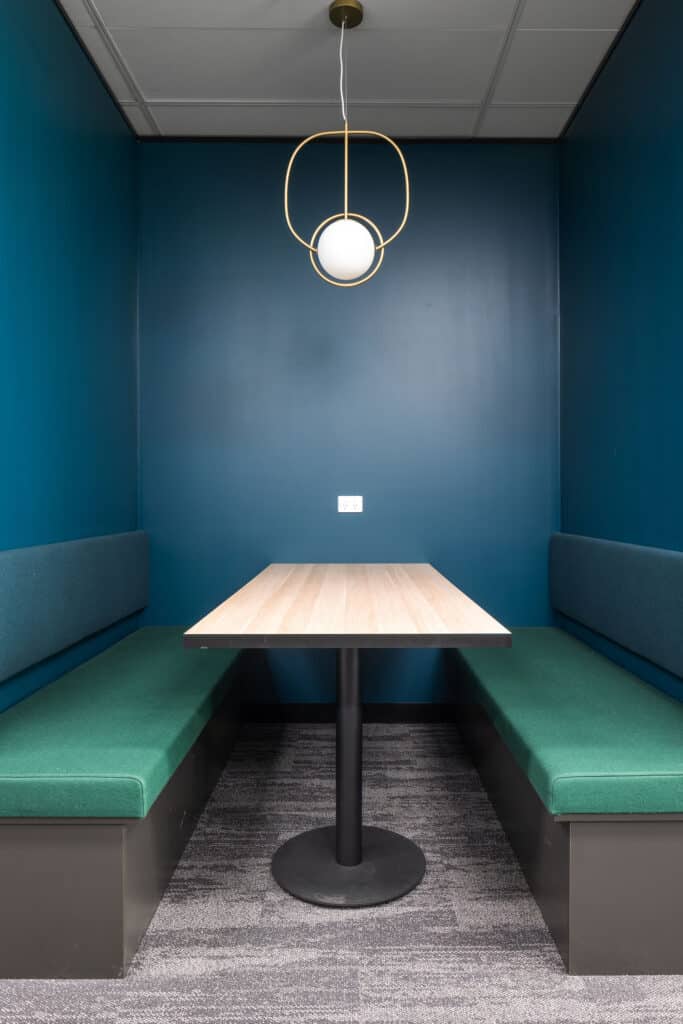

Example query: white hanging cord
[339,19,348,123]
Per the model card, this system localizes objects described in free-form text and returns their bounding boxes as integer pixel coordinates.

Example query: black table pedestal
[271,648,426,907]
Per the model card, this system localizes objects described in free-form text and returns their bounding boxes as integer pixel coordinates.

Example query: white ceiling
[58,0,637,139]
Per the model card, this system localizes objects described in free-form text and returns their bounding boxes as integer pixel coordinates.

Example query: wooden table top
[184,563,511,649]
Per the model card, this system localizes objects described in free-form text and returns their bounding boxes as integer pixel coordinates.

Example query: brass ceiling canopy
[329,0,364,30]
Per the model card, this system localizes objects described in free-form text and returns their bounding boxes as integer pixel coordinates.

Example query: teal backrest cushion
[550,532,683,679]
[0,531,148,684]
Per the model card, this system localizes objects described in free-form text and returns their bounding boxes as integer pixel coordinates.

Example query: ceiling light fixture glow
[284,0,410,288]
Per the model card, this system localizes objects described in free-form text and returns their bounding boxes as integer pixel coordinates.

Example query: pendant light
[284,0,410,287]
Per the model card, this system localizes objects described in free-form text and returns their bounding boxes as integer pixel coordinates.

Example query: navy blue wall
[139,141,559,702]
[0,2,139,711]
[560,0,683,699]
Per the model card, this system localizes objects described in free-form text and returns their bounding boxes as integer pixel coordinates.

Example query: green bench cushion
[459,628,683,815]
[0,627,240,818]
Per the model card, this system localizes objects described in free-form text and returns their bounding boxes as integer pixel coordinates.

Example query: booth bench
[454,533,683,975]
[0,532,242,978]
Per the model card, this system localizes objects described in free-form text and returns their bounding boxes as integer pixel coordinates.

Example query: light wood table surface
[184,563,510,909]
[184,562,511,649]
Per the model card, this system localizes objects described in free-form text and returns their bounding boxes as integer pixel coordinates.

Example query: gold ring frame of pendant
[284,121,410,288]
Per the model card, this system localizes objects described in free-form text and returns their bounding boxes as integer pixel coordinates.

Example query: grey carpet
[1,723,682,1023]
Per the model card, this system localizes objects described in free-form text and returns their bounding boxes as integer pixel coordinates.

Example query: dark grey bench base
[454,695,683,975]
[0,687,241,979]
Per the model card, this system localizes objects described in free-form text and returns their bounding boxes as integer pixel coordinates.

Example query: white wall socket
[338,495,363,513]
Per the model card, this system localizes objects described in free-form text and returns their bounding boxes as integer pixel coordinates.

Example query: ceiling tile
[367,0,516,31]
[96,0,328,31]
[492,29,614,104]
[347,104,479,137]
[96,0,516,31]
[479,105,572,137]
[151,103,479,138]
[519,0,636,31]
[120,104,155,135]
[79,27,135,101]
[57,0,94,27]
[112,28,503,103]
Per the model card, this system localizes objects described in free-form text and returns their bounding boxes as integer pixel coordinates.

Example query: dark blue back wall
[560,0,683,699]
[0,1,139,711]
[139,141,559,702]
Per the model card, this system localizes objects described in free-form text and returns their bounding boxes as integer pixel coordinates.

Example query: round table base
[271,825,426,908]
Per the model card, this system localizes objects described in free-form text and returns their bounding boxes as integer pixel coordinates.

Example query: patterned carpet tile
[359,947,683,1024]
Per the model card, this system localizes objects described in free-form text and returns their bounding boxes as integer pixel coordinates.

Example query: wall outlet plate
[338,495,363,513]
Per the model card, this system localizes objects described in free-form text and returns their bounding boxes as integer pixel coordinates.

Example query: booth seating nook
[1,531,682,978]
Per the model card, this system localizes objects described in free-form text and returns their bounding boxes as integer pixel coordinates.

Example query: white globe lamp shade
[316,218,376,282]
